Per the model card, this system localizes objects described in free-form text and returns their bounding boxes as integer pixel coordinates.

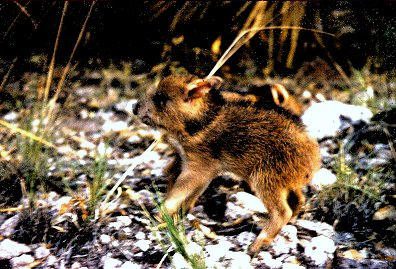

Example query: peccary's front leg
[163,152,182,194]
[164,160,219,215]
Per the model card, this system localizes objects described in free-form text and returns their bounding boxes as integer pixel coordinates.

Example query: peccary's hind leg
[288,188,306,222]
[249,188,293,254]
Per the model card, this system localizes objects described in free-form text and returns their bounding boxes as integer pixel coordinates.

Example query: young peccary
[220,82,303,116]
[133,74,320,253]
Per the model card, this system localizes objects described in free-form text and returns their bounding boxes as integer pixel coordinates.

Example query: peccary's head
[133,74,223,135]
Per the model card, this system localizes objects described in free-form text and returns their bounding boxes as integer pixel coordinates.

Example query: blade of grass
[0,119,79,160]
[0,119,56,148]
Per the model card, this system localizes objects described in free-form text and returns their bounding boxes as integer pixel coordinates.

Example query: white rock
[236,232,256,247]
[304,247,329,266]
[140,151,161,163]
[103,257,122,269]
[121,227,133,237]
[120,261,142,269]
[225,251,252,269]
[304,235,336,266]
[302,101,373,139]
[77,149,88,159]
[111,240,120,248]
[0,239,31,259]
[108,216,132,229]
[280,225,298,242]
[71,261,82,269]
[295,220,335,238]
[0,214,20,237]
[310,168,337,190]
[225,202,253,220]
[135,231,146,240]
[3,111,19,121]
[102,120,128,133]
[127,135,142,144]
[115,99,138,114]
[229,192,267,213]
[282,263,305,269]
[311,235,336,253]
[367,158,390,168]
[100,234,111,244]
[186,241,203,256]
[135,240,151,252]
[34,246,50,259]
[272,235,296,257]
[172,252,191,269]
[258,251,282,268]
[206,243,229,261]
[46,255,57,266]
[10,254,34,267]
[80,140,96,150]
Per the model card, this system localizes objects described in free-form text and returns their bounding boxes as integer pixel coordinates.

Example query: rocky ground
[0,65,395,268]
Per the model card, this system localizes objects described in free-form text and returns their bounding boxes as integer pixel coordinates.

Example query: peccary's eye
[152,92,170,110]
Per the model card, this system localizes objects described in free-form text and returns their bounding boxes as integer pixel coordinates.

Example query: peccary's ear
[185,76,223,100]
[271,84,290,105]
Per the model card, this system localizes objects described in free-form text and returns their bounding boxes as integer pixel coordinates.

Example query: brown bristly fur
[134,74,320,253]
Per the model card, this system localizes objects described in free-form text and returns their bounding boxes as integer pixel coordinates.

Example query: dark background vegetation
[0,1,395,77]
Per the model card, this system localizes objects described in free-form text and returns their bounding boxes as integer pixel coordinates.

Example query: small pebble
[71,261,82,269]
[135,231,146,240]
[34,246,50,259]
[236,231,256,247]
[120,261,142,269]
[103,257,122,269]
[10,254,34,267]
[0,239,31,259]
[0,215,20,237]
[100,234,111,244]
[310,168,337,190]
[135,240,151,252]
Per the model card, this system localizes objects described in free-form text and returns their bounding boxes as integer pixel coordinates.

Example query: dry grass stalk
[286,3,305,68]
[0,56,18,93]
[0,207,23,213]
[151,1,176,19]
[13,1,38,29]
[43,1,69,103]
[100,136,161,215]
[50,1,96,108]
[207,26,334,78]
[235,2,252,18]
[3,1,32,39]
[170,2,191,31]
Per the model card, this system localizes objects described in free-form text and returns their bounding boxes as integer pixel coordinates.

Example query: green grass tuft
[141,186,206,269]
